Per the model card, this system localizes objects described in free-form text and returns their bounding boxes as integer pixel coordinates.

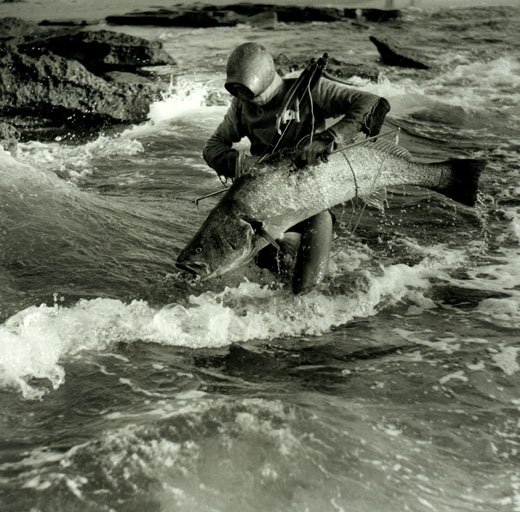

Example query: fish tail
[435,158,486,206]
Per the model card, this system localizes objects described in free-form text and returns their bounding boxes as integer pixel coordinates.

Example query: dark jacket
[203,77,390,178]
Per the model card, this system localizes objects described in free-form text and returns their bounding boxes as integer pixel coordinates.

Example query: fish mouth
[176,245,258,281]
[175,261,210,277]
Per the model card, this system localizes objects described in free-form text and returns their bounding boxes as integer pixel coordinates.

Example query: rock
[0,121,19,155]
[343,8,402,22]
[165,10,242,27]
[369,35,431,69]
[0,17,39,39]
[106,10,242,28]
[101,71,153,84]
[247,11,278,29]
[105,4,401,27]
[273,53,299,75]
[39,19,91,27]
[19,29,175,75]
[274,6,344,22]
[202,4,344,23]
[326,57,381,82]
[0,43,162,139]
[274,53,380,83]
[361,9,401,22]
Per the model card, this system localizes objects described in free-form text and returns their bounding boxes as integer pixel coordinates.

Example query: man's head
[225,43,282,106]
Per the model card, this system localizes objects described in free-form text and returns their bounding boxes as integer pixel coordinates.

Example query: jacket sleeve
[202,98,245,178]
[313,78,390,145]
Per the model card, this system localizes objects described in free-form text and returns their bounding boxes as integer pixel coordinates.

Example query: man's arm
[203,98,244,179]
[314,78,391,145]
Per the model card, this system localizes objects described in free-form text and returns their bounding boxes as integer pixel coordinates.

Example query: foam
[428,57,520,109]
[15,79,221,181]
[0,243,468,399]
[491,346,520,376]
[146,78,210,124]
[12,396,298,508]
[18,137,144,181]
[497,208,520,244]
[359,56,520,120]
[478,297,520,329]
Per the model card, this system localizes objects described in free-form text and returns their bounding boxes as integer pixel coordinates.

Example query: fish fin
[434,158,486,206]
[359,188,388,211]
[370,140,413,160]
[241,216,281,250]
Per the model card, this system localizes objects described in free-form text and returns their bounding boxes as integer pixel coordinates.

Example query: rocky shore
[105,4,402,27]
[0,4,430,152]
[0,17,174,149]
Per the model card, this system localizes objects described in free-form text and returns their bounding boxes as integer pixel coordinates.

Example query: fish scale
[176,142,485,279]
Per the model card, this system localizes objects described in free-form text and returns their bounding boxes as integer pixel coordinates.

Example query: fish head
[176,207,265,280]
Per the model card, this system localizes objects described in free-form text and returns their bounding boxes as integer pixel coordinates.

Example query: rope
[307,81,315,145]
[331,146,389,259]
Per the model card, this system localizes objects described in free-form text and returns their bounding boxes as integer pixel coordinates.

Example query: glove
[298,132,336,166]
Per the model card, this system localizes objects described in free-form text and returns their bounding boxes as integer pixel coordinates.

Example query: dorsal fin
[370,140,413,160]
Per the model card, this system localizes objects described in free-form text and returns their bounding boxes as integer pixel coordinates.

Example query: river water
[1,3,520,511]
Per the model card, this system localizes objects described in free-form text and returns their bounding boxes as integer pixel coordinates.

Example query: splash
[15,78,221,181]
[18,137,145,182]
[0,244,465,399]
[146,78,211,124]
[426,56,520,110]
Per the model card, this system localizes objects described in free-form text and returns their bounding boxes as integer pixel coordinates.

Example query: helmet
[225,43,276,100]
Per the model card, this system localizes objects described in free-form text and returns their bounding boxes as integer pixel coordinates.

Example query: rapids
[1,3,519,511]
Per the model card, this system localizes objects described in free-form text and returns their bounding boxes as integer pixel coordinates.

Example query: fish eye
[195,246,203,254]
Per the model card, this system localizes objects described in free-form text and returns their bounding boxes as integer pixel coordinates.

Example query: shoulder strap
[275,53,328,136]
[258,53,329,163]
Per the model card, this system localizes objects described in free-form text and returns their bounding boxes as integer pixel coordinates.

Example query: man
[203,42,390,293]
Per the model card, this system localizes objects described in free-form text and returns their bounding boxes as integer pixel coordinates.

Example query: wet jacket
[203,77,390,178]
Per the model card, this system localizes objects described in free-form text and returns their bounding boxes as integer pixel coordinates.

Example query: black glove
[362,98,391,137]
[233,152,256,180]
[298,132,336,166]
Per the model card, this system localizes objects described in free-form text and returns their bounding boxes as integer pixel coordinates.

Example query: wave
[0,243,466,399]
[0,148,182,306]
[16,79,223,182]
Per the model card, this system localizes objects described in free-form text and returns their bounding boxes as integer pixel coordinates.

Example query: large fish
[176,141,485,279]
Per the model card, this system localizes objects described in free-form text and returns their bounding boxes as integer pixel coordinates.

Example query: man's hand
[298,132,336,166]
[234,152,256,180]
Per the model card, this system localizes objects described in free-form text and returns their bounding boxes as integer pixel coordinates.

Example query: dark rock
[106,10,242,28]
[275,6,344,23]
[39,19,90,27]
[369,35,431,69]
[0,121,19,155]
[166,10,242,27]
[343,8,401,22]
[0,17,39,39]
[199,3,273,17]
[106,4,346,27]
[326,57,381,82]
[273,53,299,75]
[361,9,401,22]
[101,71,153,84]
[0,43,162,139]
[246,10,278,29]
[19,29,175,75]
[105,4,401,27]
[203,4,344,23]
[274,53,380,83]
